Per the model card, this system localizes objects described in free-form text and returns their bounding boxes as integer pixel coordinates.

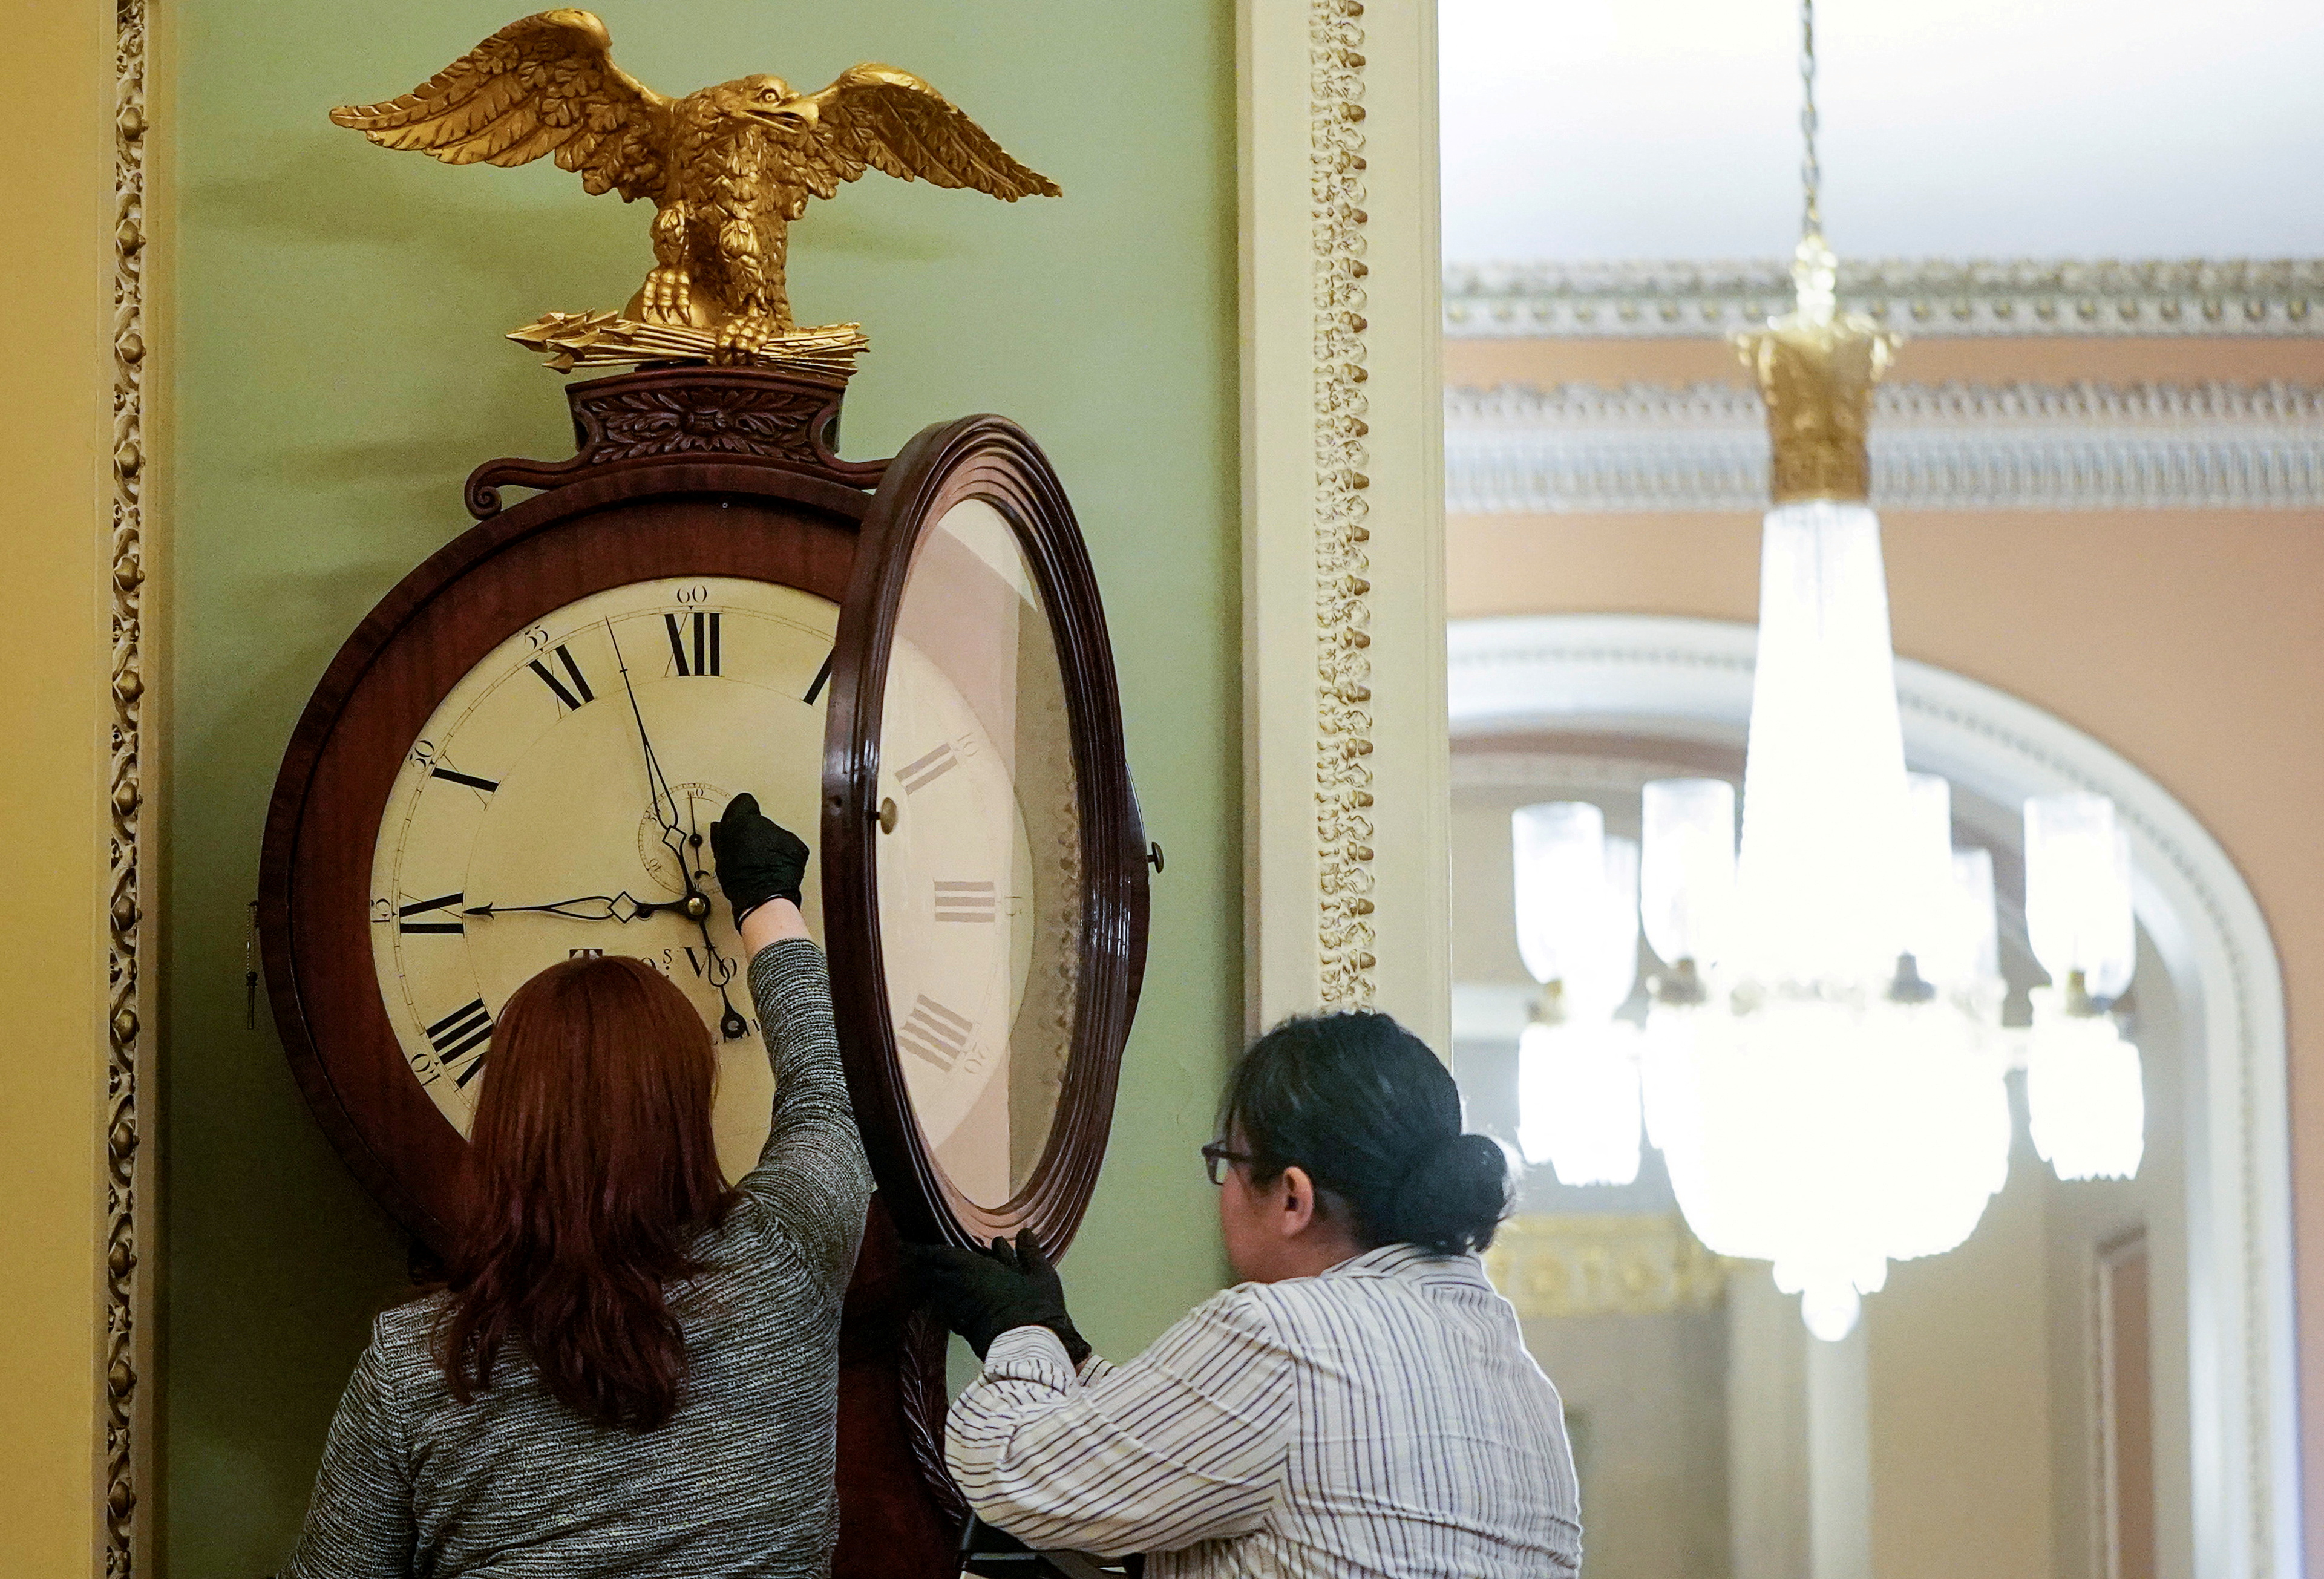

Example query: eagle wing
[328,10,670,201]
[787,64,1061,220]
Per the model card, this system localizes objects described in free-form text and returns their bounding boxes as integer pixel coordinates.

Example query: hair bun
[1384,1131,1511,1257]
[1219,1009,1508,1259]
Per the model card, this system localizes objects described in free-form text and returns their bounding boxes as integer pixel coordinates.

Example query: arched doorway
[1449,613,2298,1579]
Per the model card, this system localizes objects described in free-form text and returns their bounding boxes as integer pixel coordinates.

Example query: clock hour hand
[463,891,705,923]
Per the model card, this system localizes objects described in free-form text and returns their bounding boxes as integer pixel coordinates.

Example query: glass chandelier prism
[1506,0,2144,1341]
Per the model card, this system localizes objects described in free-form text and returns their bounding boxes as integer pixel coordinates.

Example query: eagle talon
[711,315,789,365]
[640,267,692,325]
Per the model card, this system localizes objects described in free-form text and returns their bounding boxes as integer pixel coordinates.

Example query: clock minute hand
[606,618,683,836]
[598,622,743,1037]
[604,619,728,933]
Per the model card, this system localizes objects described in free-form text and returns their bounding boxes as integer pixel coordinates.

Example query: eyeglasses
[1200,1141,1254,1186]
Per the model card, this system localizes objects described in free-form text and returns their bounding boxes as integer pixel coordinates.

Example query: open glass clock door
[823,415,1150,1254]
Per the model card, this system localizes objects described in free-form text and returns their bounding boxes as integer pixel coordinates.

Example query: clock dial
[875,500,1081,1207]
[367,575,836,1182]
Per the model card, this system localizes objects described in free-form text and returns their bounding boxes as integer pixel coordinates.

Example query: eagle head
[710,75,819,137]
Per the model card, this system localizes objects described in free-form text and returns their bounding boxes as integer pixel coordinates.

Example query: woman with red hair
[278,796,869,1578]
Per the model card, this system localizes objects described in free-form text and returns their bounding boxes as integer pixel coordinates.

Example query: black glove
[903,1230,1090,1364]
[709,792,808,925]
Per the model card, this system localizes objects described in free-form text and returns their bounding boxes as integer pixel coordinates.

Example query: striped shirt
[946,1243,1583,1578]
[279,940,871,1579]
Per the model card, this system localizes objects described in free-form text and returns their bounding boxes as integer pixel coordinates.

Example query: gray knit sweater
[280,940,873,1579]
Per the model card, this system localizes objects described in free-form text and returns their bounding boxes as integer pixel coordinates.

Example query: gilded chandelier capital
[1731,233,1900,505]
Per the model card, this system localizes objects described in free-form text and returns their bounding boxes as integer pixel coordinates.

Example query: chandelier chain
[1798,0,1821,241]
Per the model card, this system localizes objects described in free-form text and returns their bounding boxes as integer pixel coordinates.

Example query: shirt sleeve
[944,1289,1296,1559]
[733,938,874,1293]
[278,1320,417,1579]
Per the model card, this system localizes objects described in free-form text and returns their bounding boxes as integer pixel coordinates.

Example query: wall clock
[258,365,1151,1576]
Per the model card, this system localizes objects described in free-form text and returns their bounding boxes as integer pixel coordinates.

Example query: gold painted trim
[1309,0,1376,1009]
[1485,1212,1732,1320]
[104,0,152,1568]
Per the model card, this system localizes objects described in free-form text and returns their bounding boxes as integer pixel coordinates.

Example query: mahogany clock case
[257,370,1153,1578]
[258,365,1150,1264]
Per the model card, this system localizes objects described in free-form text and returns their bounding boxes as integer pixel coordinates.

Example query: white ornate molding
[1485,1212,1731,1321]
[1305,0,1377,1011]
[106,0,154,1569]
[1449,614,2301,1579]
[1445,258,2324,339]
[1241,0,1448,1044]
[1445,382,2324,512]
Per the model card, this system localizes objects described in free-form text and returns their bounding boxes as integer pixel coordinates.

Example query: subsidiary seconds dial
[367,575,834,1180]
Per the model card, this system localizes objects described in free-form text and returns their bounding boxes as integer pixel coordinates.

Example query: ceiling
[1440,0,2324,263]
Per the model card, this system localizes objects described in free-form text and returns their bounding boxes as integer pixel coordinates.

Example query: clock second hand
[606,619,750,1040]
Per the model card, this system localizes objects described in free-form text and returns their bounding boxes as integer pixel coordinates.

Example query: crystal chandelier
[1509,1,2144,1341]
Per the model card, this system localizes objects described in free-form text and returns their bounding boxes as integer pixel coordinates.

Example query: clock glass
[366,574,836,1183]
[873,500,1080,1207]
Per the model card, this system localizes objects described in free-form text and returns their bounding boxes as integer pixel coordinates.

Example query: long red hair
[437,954,734,1430]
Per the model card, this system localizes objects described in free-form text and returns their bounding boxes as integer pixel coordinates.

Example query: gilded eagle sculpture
[330,9,1059,371]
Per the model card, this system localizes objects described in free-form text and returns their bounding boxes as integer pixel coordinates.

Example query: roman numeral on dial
[934,881,997,923]
[528,644,595,711]
[398,892,465,934]
[426,998,494,1086]
[664,612,721,677]
[897,742,960,795]
[897,995,974,1072]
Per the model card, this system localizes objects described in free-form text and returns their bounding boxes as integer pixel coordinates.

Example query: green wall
[167,2,1240,1570]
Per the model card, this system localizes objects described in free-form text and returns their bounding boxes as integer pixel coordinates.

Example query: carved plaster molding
[1310,0,1376,1008]
[1484,1212,1730,1320]
[1243,0,1442,1039]
[106,0,152,1569]
[1445,258,2324,339]
[1445,381,2324,512]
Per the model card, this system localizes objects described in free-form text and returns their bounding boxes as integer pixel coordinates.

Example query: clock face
[874,500,1081,1208]
[366,575,836,1182]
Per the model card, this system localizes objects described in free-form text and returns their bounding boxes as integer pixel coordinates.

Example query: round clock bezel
[823,416,1151,1253]
[258,463,868,1251]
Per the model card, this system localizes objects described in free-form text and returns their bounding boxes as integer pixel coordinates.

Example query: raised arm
[712,796,872,1290]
